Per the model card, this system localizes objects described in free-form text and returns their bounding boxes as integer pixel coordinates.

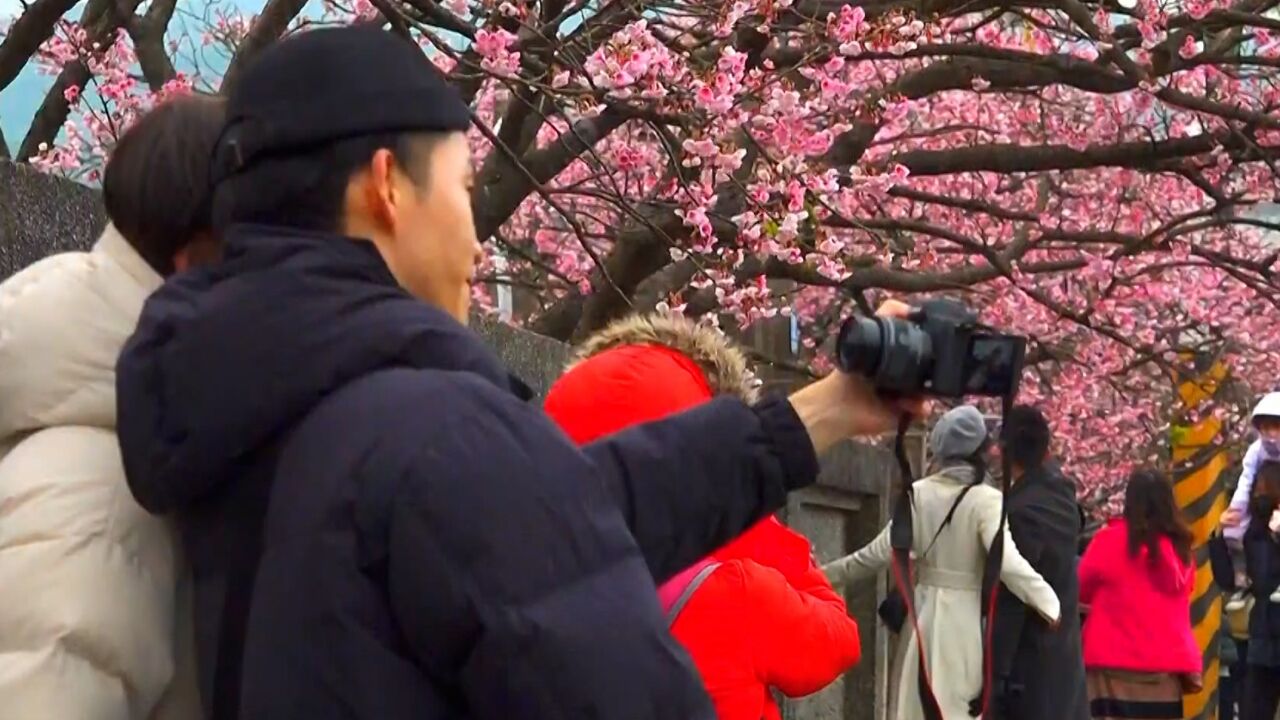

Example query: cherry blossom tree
[4,0,1280,507]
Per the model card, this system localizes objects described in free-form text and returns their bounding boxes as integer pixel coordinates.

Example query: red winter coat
[544,314,861,720]
[672,519,861,720]
[1078,518,1201,674]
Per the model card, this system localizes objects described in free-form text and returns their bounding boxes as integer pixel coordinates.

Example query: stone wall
[781,441,899,720]
[0,159,893,720]
[0,161,107,280]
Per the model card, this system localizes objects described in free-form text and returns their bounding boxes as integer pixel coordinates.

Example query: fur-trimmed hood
[569,314,761,404]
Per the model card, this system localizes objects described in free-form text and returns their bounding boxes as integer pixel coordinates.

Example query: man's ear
[354,149,401,237]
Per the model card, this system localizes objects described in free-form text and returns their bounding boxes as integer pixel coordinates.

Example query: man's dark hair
[103,94,225,275]
[210,132,441,234]
[999,404,1051,469]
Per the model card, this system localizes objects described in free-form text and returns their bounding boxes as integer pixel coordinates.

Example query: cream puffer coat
[0,225,201,720]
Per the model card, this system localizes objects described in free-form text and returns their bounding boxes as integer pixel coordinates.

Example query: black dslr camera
[835,298,1026,398]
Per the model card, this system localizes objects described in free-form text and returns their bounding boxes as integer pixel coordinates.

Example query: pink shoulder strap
[656,557,719,616]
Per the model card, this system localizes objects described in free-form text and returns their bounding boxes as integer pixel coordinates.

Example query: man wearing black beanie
[115,25,918,720]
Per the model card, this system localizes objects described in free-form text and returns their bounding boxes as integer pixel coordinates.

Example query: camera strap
[978,392,1016,716]
[890,393,1015,720]
[890,415,945,720]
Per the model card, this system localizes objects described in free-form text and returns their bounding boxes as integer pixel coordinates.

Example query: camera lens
[837,316,888,377]
[836,315,934,394]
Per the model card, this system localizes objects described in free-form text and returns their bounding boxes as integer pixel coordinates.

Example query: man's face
[356,132,482,324]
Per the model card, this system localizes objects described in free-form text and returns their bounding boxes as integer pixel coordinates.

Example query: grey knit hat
[929,405,989,461]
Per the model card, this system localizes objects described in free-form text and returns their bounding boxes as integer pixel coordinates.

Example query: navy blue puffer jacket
[115,226,821,720]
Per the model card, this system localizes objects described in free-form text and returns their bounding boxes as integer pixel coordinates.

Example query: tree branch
[18,56,94,162]
[493,86,547,172]
[472,109,626,242]
[632,258,699,311]
[0,0,80,92]
[399,0,475,37]
[16,0,143,163]
[766,255,1089,293]
[220,0,309,93]
[528,202,688,340]
[826,52,1130,166]
[888,133,1277,175]
[887,185,1037,223]
[569,207,685,341]
[127,0,178,91]
[529,293,586,340]
[788,0,1056,25]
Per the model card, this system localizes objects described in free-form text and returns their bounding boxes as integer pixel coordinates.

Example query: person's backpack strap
[876,480,977,640]
[920,481,977,560]
[666,561,722,627]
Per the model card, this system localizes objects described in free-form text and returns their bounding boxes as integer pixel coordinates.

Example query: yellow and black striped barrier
[1172,361,1230,720]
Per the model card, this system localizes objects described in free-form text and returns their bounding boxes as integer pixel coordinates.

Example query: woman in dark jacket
[1241,460,1280,720]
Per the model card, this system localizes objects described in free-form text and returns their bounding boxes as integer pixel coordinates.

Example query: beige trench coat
[825,465,1061,720]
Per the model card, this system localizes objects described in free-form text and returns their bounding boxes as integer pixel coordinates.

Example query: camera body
[836,298,1025,398]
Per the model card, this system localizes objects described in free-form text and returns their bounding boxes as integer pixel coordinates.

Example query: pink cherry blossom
[18,0,1280,510]
[474,28,520,77]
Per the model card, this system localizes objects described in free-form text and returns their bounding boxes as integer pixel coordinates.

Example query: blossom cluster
[19,0,1280,505]
[28,22,194,181]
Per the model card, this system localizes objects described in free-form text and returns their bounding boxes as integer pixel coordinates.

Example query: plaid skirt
[1087,669,1184,719]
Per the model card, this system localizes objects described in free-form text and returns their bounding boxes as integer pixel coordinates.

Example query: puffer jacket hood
[547,313,795,570]
[117,225,526,514]
[570,313,761,404]
[545,313,760,446]
[0,225,159,443]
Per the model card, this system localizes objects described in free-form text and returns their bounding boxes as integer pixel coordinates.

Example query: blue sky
[0,0,57,150]
[2,65,45,150]
[0,0,248,154]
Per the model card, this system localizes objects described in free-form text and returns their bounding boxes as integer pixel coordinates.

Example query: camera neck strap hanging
[889,415,943,720]
[889,393,1015,720]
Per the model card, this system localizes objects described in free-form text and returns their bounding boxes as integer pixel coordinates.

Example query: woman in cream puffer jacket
[0,224,200,720]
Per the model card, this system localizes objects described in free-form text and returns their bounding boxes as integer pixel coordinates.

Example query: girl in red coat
[1078,468,1201,719]
[544,314,862,720]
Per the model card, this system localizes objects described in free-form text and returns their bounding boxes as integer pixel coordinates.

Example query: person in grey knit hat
[929,405,990,469]
[824,405,1060,720]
